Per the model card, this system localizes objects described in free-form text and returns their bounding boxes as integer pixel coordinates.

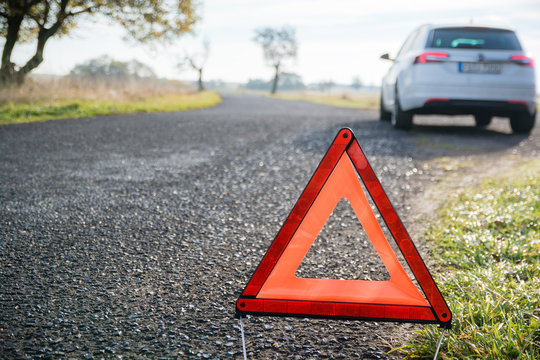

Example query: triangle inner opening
[295,198,391,281]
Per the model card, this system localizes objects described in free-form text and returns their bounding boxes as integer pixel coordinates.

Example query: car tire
[474,114,492,128]
[380,93,391,121]
[391,88,413,130]
[510,112,536,134]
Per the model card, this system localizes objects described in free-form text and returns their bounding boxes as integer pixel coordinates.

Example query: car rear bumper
[415,99,534,116]
[401,83,537,115]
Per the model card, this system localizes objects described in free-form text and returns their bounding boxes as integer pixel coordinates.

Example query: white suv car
[380,24,536,133]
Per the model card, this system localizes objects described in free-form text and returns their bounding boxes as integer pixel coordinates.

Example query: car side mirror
[380,53,394,61]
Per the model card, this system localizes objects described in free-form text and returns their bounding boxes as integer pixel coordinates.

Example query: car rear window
[428,27,521,50]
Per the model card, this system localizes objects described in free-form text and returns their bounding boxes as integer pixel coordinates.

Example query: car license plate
[459,62,502,74]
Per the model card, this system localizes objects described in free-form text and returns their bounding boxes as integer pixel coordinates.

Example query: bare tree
[253,26,297,94]
[351,76,363,90]
[179,37,209,91]
[0,0,198,87]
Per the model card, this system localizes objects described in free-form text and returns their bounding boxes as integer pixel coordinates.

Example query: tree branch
[187,57,200,71]
[43,0,68,37]
[42,0,50,26]
[29,0,44,7]
[67,5,97,18]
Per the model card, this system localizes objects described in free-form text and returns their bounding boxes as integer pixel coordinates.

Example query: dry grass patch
[0,76,222,125]
[271,91,379,110]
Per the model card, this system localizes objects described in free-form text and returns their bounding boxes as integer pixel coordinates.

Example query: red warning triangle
[236,128,452,327]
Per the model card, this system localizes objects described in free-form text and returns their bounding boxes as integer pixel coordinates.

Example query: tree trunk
[0,15,24,86]
[1,0,67,87]
[4,24,60,86]
[197,68,204,91]
[270,64,280,94]
[17,30,49,83]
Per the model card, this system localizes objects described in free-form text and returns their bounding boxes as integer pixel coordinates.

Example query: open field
[270,91,379,110]
[0,76,222,125]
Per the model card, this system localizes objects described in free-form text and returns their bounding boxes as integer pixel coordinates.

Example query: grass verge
[0,90,222,125]
[397,159,539,359]
[270,92,378,110]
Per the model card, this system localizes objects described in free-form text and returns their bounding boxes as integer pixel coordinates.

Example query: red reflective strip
[242,129,352,297]
[425,98,450,104]
[238,298,436,322]
[507,100,528,106]
[263,300,287,313]
[311,301,336,316]
[287,301,313,314]
[346,142,451,325]
[414,52,449,64]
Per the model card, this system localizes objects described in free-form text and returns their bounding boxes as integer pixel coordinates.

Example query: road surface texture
[1,94,539,359]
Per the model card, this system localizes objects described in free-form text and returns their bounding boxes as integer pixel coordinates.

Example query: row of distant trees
[0,1,362,94]
[0,0,294,92]
[244,74,365,92]
[67,53,366,92]
[69,56,156,80]
[245,73,304,91]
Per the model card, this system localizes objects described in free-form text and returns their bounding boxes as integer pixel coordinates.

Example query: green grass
[270,92,378,110]
[0,91,222,125]
[413,137,456,150]
[397,159,540,359]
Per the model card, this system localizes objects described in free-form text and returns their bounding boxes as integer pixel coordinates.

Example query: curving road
[1,94,538,359]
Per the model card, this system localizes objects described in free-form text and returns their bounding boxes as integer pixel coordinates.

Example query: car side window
[396,30,420,59]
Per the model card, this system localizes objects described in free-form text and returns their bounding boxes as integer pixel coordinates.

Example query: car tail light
[414,52,449,64]
[510,55,534,68]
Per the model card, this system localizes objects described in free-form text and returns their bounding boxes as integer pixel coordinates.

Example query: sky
[10,0,540,87]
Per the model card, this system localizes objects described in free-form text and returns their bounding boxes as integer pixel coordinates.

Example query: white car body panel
[381,24,537,116]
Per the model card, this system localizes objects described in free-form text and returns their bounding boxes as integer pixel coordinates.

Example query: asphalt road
[1,94,539,359]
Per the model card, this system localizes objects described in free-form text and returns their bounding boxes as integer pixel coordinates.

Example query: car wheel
[391,88,413,130]
[474,114,492,128]
[380,93,391,121]
[510,112,536,134]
